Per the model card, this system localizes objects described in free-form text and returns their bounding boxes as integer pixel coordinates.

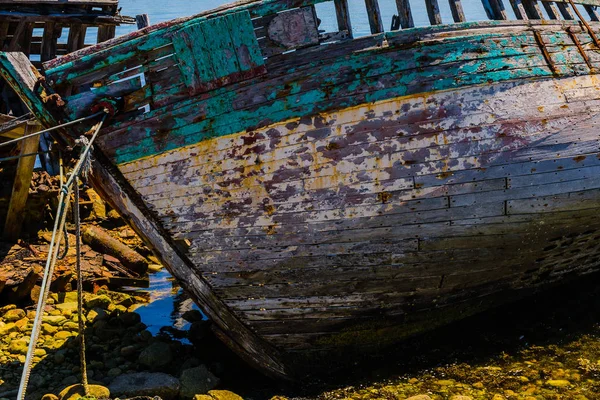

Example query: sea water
[114,0,495,38]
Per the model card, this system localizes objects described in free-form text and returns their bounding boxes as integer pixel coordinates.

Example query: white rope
[17,112,108,400]
[0,111,104,149]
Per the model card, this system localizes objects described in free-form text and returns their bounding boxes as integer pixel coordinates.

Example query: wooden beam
[97,25,115,43]
[425,0,443,24]
[136,14,150,29]
[3,121,40,241]
[541,1,560,18]
[448,0,466,22]
[334,0,352,37]
[0,113,27,139]
[66,23,86,53]
[0,52,63,130]
[556,2,575,19]
[395,0,414,28]
[364,0,384,34]
[40,21,59,62]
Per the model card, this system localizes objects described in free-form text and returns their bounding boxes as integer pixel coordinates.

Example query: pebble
[545,379,571,387]
[42,315,66,326]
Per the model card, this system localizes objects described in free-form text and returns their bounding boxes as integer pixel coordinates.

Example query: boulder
[85,295,112,310]
[109,372,180,400]
[3,308,25,322]
[405,396,433,400]
[138,341,173,368]
[119,312,141,327]
[182,310,203,323]
[179,365,220,399]
[58,384,110,400]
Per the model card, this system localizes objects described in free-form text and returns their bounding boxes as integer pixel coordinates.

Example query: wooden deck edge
[88,149,292,380]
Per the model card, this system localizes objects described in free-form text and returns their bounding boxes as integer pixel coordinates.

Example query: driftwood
[82,225,148,274]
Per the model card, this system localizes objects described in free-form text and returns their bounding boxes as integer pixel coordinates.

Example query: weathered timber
[8,0,600,379]
[333,0,352,36]
[394,0,414,28]
[136,14,150,29]
[3,122,40,241]
[82,225,149,274]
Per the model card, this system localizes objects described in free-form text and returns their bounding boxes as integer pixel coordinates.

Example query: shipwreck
[2,0,600,379]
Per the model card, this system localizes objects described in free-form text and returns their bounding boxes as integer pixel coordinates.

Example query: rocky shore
[0,288,233,400]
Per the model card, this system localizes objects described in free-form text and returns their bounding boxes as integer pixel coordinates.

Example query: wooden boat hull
[4,10,600,377]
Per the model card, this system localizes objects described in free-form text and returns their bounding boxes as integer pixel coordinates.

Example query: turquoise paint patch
[106,28,584,165]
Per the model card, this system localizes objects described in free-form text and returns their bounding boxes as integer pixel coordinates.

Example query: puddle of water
[124,268,206,339]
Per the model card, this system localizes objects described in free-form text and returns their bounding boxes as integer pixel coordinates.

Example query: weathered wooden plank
[555,2,575,19]
[394,0,414,28]
[509,0,529,19]
[40,21,59,62]
[334,0,352,36]
[3,122,40,240]
[0,52,63,129]
[96,25,115,43]
[425,0,443,25]
[448,0,466,22]
[66,23,86,53]
[523,0,543,19]
[541,1,560,19]
[136,14,150,30]
[584,4,600,21]
[97,28,592,161]
[87,156,289,379]
[507,189,600,214]
[481,0,509,19]
[227,11,266,72]
[364,0,384,33]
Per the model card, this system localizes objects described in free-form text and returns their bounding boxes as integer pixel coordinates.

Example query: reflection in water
[127,269,205,338]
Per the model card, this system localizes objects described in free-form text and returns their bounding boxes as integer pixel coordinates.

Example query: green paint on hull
[109,29,579,165]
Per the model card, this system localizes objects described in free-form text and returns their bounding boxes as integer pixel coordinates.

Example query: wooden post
[425,0,443,25]
[334,0,352,38]
[3,122,41,241]
[41,21,59,62]
[136,14,151,30]
[395,0,415,28]
[364,0,384,34]
[97,25,116,43]
[448,0,466,22]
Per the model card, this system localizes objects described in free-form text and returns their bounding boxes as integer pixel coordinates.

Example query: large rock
[85,295,112,310]
[58,384,110,400]
[138,341,173,368]
[109,372,180,400]
[179,365,220,399]
[3,308,25,322]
